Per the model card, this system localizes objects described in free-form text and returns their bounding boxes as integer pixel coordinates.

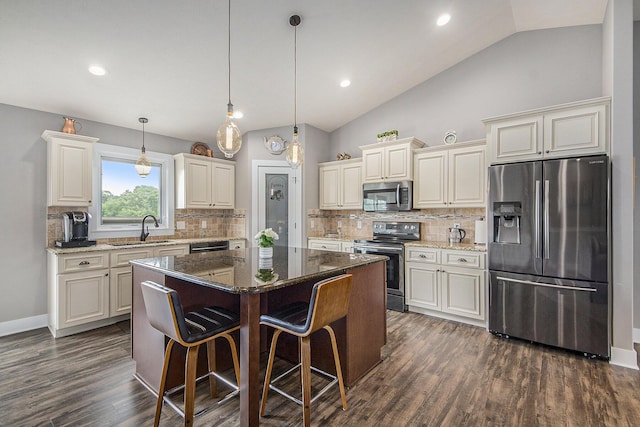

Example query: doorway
[252,160,302,248]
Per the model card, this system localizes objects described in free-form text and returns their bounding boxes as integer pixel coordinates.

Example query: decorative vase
[259,246,273,258]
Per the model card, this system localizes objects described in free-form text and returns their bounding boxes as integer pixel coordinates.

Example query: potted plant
[376,130,399,143]
[254,227,279,258]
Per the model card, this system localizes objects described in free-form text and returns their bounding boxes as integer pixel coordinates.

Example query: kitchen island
[130,247,387,426]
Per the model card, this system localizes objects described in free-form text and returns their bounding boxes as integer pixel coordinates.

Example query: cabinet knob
[538,152,542,155]
[105,273,109,277]
[79,261,90,266]
[546,150,550,154]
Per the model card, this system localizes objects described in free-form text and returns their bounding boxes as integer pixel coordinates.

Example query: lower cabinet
[405,246,486,326]
[48,244,190,337]
[194,266,235,285]
[308,238,354,253]
[228,239,246,250]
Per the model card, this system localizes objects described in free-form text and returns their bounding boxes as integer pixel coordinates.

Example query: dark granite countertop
[130,246,388,294]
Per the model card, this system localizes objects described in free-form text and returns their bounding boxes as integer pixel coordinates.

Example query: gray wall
[0,104,193,324]
[635,20,640,331]
[329,25,603,151]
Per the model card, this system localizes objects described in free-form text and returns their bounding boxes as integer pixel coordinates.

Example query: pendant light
[216,0,242,158]
[286,14,304,169]
[135,117,151,177]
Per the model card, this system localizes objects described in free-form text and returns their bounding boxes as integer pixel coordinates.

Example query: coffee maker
[56,211,96,248]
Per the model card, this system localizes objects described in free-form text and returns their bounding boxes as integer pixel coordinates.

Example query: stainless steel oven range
[353,221,420,312]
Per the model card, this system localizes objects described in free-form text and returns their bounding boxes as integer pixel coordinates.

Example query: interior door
[257,163,301,248]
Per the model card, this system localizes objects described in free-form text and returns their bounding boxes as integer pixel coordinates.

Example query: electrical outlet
[310,220,315,229]
[454,223,460,228]
[357,220,362,229]
[176,221,186,230]
[337,220,342,228]
[201,220,207,228]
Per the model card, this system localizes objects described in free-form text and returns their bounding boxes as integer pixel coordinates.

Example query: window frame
[89,143,174,239]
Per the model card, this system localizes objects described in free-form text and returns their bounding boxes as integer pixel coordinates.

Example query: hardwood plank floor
[1,312,639,426]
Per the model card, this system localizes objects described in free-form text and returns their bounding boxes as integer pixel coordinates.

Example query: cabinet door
[319,164,340,209]
[448,145,486,207]
[49,139,93,206]
[384,145,410,181]
[405,262,440,310]
[362,147,385,182]
[185,158,213,208]
[543,103,608,158]
[441,266,485,320]
[413,151,448,208]
[58,269,110,327]
[109,266,132,316]
[340,162,362,209]
[210,266,234,285]
[488,116,543,164]
[212,163,235,208]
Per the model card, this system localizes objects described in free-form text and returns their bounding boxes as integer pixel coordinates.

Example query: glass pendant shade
[216,106,242,159]
[286,127,304,168]
[135,148,152,177]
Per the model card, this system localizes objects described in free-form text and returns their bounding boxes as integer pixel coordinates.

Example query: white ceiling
[0,0,608,142]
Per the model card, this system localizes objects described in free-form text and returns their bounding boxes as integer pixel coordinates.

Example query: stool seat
[260,274,353,427]
[141,281,240,427]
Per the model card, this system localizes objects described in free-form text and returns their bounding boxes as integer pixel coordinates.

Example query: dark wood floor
[1,312,639,426]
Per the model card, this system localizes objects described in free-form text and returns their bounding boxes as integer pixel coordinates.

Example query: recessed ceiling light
[233,111,243,119]
[88,65,107,76]
[436,14,451,26]
[340,79,351,88]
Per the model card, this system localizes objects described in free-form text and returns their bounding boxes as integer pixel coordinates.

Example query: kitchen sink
[109,240,171,246]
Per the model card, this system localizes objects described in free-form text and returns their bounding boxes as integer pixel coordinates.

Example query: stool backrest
[306,274,353,335]
[140,280,187,345]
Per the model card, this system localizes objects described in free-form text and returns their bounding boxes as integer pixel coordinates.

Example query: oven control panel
[372,221,420,240]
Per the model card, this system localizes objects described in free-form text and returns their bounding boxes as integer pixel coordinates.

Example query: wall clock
[264,135,288,155]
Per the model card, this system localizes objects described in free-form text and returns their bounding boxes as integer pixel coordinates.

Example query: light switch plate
[176,221,186,230]
[201,220,207,228]
[357,220,362,229]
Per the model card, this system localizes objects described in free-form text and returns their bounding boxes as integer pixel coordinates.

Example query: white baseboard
[633,328,640,344]
[0,314,48,337]
[610,346,639,370]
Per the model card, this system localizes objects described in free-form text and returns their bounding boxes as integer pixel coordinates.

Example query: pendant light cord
[294,22,297,128]
[227,0,232,106]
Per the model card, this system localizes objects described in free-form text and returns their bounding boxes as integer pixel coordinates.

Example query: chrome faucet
[140,215,159,241]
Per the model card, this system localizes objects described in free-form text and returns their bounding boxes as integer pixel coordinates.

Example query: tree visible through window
[101,158,161,224]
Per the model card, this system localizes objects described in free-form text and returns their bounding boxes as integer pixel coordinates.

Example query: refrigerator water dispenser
[493,202,521,244]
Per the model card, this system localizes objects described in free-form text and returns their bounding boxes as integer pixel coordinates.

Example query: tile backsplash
[46,207,246,247]
[307,208,486,243]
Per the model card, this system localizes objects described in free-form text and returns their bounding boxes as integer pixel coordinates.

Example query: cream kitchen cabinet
[405,246,486,326]
[175,153,235,209]
[319,158,362,210]
[413,140,486,208]
[41,130,99,207]
[109,247,153,317]
[47,251,111,337]
[195,266,235,286]
[154,244,189,257]
[359,138,425,183]
[307,238,354,253]
[484,97,610,165]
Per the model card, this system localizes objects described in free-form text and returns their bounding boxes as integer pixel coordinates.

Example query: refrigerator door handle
[495,276,597,292]
[535,180,541,259]
[543,179,550,259]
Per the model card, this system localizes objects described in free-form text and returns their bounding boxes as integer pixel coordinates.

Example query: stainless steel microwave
[363,181,413,212]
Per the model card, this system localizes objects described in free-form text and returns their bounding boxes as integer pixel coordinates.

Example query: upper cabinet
[174,153,235,209]
[413,140,486,209]
[359,137,425,183]
[42,130,99,207]
[484,97,610,165]
[319,158,362,210]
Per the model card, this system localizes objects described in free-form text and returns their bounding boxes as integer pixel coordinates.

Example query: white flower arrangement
[254,228,279,248]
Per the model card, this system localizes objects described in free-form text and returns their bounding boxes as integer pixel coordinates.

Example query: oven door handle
[354,245,403,253]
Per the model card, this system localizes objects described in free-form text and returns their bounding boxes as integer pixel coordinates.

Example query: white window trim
[89,143,175,239]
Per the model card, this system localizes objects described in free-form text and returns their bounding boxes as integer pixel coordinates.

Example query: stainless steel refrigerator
[488,155,610,358]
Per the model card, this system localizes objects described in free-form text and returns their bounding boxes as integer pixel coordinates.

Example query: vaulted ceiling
[0,0,608,142]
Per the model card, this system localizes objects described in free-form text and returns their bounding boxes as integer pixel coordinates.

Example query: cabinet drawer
[405,247,440,264]
[58,252,109,273]
[441,250,485,269]
[308,240,341,252]
[229,239,246,250]
[154,245,189,257]
[110,248,154,267]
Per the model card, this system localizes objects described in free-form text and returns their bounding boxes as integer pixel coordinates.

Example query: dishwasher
[189,240,229,253]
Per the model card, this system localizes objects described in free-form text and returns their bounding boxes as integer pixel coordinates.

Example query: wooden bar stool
[260,274,353,426]
[140,280,240,427]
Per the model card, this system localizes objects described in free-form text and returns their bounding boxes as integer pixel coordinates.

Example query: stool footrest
[162,370,239,419]
[268,362,339,406]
